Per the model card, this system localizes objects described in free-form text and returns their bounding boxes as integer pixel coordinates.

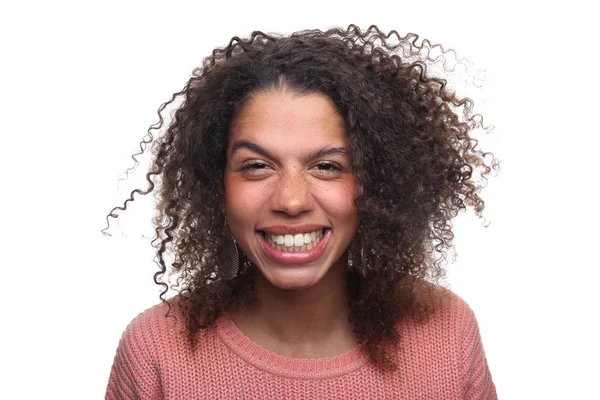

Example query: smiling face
[224,89,359,291]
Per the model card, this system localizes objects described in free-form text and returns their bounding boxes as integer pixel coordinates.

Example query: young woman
[105,25,498,399]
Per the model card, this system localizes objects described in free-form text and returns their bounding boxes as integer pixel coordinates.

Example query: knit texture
[106,292,497,399]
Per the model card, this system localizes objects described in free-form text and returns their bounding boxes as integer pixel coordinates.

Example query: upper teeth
[267,230,323,247]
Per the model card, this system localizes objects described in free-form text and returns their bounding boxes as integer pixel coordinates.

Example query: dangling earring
[222,218,239,279]
[348,234,367,278]
[359,235,367,277]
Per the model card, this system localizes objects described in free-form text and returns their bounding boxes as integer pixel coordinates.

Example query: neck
[230,261,356,358]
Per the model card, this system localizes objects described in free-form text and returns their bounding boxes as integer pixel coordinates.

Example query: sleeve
[105,313,163,400]
[459,300,498,400]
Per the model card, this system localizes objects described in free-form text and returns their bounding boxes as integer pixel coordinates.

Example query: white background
[1,1,598,398]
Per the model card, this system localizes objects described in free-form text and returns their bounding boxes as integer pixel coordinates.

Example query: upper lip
[258,224,328,235]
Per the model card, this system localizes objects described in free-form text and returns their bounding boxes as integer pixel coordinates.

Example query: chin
[258,266,326,291]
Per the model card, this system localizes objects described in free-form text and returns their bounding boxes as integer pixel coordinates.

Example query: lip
[257,228,332,265]
[257,224,328,235]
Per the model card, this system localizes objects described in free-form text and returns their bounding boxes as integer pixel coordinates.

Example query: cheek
[224,176,268,224]
[314,181,359,224]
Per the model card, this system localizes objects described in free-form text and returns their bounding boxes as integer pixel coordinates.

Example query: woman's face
[224,89,359,291]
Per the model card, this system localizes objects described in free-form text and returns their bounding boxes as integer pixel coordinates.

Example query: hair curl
[104,24,498,371]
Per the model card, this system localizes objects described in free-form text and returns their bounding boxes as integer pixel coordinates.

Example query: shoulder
[117,300,189,358]
[400,281,481,339]
[124,300,180,333]
[107,302,183,398]
[435,287,481,339]
[394,283,498,396]
[107,300,222,398]
[432,285,477,324]
[421,286,498,398]
[126,298,188,334]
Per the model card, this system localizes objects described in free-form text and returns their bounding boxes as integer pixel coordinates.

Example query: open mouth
[259,228,328,253]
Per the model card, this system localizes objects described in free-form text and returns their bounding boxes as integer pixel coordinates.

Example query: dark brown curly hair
[104,24,497,371]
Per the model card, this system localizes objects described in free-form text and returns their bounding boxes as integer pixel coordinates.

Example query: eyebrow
[230,140,349,161]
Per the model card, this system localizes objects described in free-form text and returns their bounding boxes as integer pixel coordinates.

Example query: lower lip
[258,229,331,265]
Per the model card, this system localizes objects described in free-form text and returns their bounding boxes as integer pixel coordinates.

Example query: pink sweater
[106,293,497,399]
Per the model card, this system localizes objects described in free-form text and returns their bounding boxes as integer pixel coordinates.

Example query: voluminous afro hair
[104,24,498,371]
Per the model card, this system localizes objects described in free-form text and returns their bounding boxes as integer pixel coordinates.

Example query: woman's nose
[270,171,314,216]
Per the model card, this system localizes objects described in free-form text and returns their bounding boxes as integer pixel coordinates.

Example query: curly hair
[104,24,497,371]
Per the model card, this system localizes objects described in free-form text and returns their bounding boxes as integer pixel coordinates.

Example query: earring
[222,218,239,279]
[359,240,368,278]
[348,235,367,278]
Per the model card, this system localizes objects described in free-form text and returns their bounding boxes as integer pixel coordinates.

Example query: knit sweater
[106,292,497,399]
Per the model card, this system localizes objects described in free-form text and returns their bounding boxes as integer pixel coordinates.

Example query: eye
[312,162,343,175]
[240,162,269,171]
[239,161,272,177]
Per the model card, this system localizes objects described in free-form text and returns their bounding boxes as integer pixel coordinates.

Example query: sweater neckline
[215,315,367,379]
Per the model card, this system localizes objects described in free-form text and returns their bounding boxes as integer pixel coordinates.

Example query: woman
[105,25,498,399]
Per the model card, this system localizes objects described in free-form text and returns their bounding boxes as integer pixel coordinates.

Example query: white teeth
[284,234,294,247]
[293,234,304,246]
[265,229,325,251]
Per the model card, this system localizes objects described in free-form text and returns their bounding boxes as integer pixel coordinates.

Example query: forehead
[229,90,348,152]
